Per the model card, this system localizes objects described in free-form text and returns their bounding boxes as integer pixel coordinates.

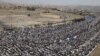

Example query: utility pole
[8,14,13,30]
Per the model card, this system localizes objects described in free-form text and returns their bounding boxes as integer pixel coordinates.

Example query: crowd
[0,15,100,56]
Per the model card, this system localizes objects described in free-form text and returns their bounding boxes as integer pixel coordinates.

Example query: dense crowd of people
[0,15,100,56]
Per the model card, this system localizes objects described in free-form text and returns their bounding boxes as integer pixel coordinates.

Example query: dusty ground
[0,9,83,28]
[90,44,100,56]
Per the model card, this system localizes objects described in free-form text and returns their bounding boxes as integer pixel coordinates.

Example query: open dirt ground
[90,44,100,56]
[0,9,83,28]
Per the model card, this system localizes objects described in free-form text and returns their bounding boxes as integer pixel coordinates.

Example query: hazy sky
[1,0,100,6]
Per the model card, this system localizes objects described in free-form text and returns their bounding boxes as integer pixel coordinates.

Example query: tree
[27,7,36,11]
[34,24,40,28]
[27,14,31,16]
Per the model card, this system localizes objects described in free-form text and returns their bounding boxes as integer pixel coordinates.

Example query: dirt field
[90,44,100,56]
[0,9,83,28]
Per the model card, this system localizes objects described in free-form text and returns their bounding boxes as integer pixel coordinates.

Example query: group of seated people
[0,15,99,56]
